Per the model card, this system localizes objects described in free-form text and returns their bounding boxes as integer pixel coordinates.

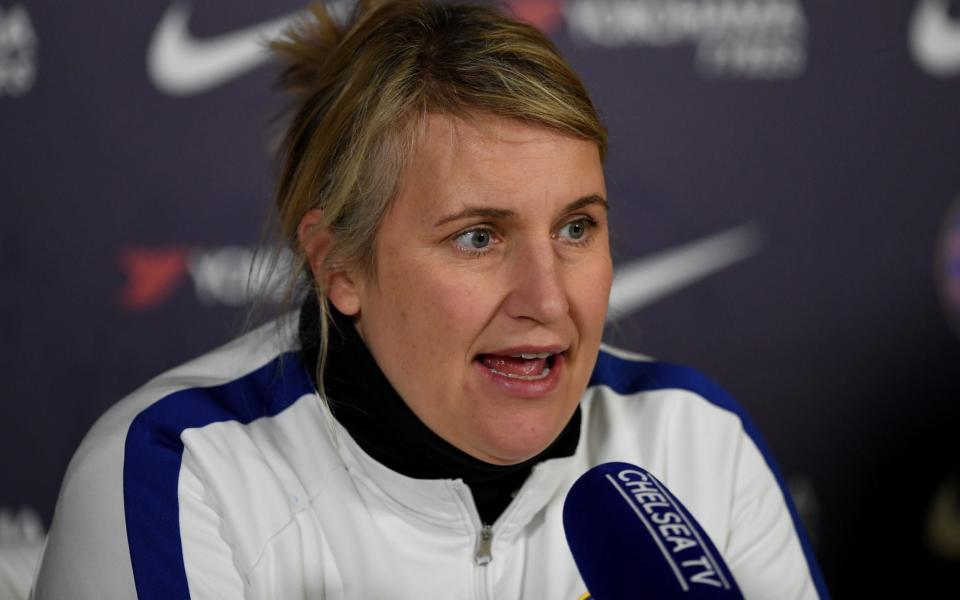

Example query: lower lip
[473,353,565,398]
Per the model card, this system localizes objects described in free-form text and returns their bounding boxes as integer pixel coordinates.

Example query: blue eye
[454,228,493,251]
[559,219,590,241]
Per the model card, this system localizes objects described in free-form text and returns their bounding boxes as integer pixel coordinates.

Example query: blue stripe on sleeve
[589,350,831,599]
[122,351,314,600]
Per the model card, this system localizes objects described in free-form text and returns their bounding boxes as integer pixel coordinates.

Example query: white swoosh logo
[147,3,301,96]
[607,223,762,322]
[910,0,960,77]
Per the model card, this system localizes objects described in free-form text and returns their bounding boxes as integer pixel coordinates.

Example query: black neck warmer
[298,294,581,525]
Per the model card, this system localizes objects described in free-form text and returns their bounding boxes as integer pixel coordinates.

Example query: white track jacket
[32,317,828,599]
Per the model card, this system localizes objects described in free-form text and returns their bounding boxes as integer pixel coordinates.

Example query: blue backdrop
[3,0,959,595]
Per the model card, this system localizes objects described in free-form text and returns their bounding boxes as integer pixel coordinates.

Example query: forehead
[393,112,604,220]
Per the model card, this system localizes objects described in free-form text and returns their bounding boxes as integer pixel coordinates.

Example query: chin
[471,411,571,465]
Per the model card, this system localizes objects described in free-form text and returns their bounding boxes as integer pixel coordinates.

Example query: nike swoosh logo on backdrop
[607,224,762,322]
[147,2,301,96]
[909,0,960,77]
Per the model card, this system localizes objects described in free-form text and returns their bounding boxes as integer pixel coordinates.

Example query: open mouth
[475,352,560,381]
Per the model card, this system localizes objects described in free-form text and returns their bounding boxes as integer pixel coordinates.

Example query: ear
[297,208,362,316]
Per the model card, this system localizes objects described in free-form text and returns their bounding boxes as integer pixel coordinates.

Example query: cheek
[376,259,497,366]
[573,255,613,329]
[423,271,498,346]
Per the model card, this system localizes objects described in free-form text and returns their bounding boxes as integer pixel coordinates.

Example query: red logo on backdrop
[119,246,189,310]
[118,244,280,310]
[507,0,564,32]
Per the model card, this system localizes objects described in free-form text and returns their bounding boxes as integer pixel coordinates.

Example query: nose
[502,240,569,324]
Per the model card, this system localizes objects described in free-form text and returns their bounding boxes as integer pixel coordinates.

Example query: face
[330,113,612,465]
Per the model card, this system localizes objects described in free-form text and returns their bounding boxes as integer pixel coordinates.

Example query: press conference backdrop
[2,0,958,595]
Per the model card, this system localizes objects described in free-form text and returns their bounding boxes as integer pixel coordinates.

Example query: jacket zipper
[473,523,494,600]
[474,524,493,566]
[452,481,493,600]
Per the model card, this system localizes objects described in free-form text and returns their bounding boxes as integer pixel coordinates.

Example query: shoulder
[584,345,796,511]
[35,316,317,599]
[588,344,745,418]
[583,343,777,503]
[124,325,311,448]
[585,344,754,448]
[582,344,829,599]
[86,315,307,458]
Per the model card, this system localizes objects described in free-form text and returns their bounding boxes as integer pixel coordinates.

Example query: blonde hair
[271,0,606,377]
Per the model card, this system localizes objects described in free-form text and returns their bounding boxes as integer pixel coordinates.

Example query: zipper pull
[474,524,493,566]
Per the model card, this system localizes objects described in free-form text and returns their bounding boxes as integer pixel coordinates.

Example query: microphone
[562,462,744,599]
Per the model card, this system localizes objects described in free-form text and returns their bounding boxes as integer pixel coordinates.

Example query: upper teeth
[510,352,553,359]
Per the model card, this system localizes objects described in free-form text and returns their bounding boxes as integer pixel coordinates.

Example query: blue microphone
[562,462,744,599]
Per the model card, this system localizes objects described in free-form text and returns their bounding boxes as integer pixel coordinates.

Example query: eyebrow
[433,194,608,227]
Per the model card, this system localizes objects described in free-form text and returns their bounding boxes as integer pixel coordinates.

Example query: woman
[33,1,827,598]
